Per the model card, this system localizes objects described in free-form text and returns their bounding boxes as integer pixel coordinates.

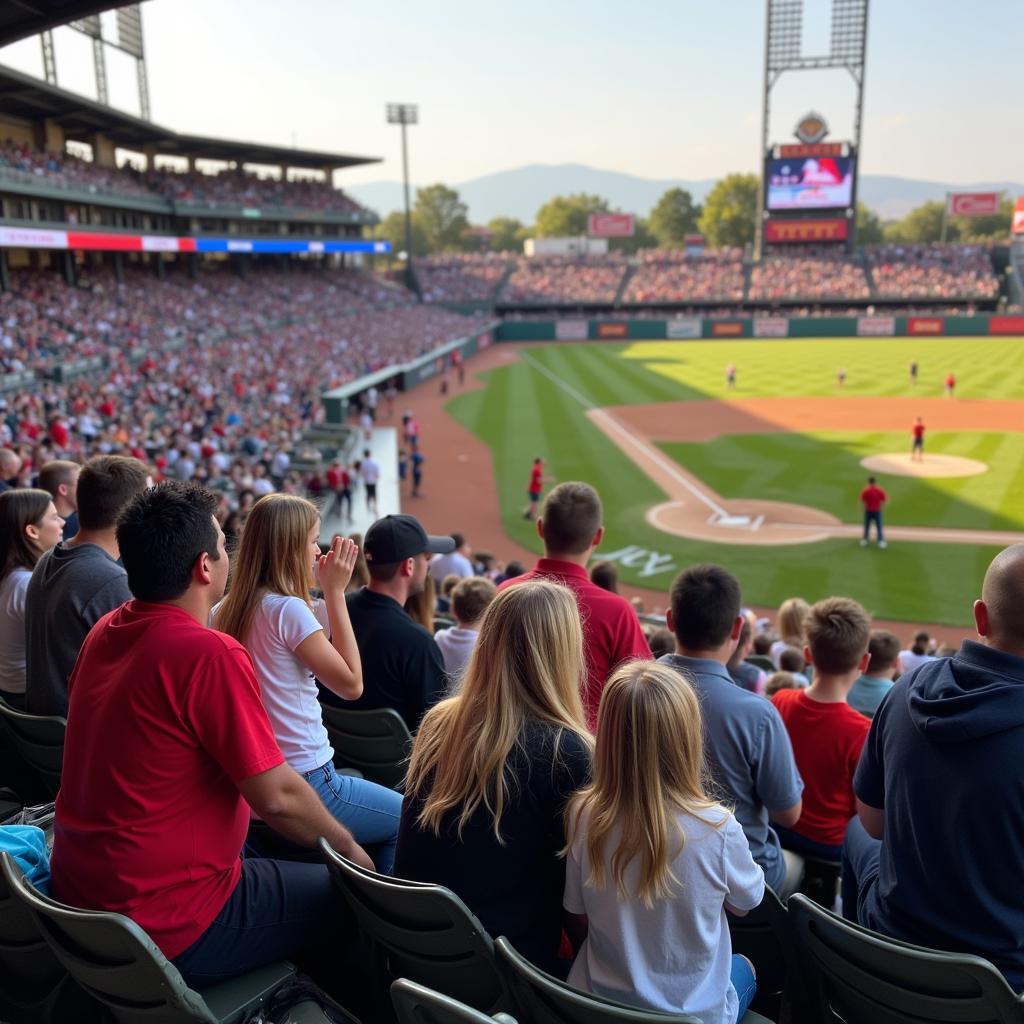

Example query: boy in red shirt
[772,596,871,864]
[860,475,888,549]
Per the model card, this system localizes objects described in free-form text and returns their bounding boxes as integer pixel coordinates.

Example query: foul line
[520,352,729,520]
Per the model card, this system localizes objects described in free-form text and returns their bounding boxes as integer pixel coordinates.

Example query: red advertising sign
[946,192,1000,217]
[587,213,635,238]
[596,322,628,339]
[907,317,945,336]
[712,322,744,337]
[1013,198,1024,235]
[764,218,848,243]
[990,316,1024,335]
[777,142,844,158]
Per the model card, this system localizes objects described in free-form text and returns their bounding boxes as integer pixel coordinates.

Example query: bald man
[841,544,1024,988]
[0,448,22,493]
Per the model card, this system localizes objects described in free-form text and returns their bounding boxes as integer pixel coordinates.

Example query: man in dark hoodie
[843,544,1024,988]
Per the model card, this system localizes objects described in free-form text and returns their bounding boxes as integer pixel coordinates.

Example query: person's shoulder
[771,687,799,709]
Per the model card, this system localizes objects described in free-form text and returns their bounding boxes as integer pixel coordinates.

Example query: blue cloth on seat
[0,824,51,894]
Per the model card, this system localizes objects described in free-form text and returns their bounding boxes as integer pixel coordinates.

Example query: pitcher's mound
[860,453,988,478]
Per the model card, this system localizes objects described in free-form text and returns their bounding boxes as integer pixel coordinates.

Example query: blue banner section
[193,239,391,254]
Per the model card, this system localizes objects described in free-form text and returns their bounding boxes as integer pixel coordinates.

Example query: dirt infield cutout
[861,453,988,478]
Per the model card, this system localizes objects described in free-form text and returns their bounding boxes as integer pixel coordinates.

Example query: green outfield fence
[496,313,1024,342]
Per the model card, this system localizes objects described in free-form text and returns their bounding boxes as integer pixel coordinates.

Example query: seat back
[493,936,702,1023]
[745,655,775,672]
[728,886,793,1003]
[320,837,506,1014]
[391,979,519,1024]
[319,704,412,789]
[788,893,1024,1024]
[0,703,65,801]
[0,851,99,1023]
[5,861,219,1023]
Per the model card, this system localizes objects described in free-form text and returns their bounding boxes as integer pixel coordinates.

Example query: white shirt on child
[433,625,479,682]
[212,593,332,773]
[564,805,765,1024]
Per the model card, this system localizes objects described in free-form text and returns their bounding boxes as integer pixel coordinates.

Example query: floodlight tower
[756,0,869,256]
[386,103,418,284]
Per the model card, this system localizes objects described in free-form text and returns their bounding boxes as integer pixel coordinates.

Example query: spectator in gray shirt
[659,563,804,897]
[25,455,149,717]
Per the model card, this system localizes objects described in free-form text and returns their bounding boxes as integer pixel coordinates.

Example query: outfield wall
[497,313,1024,342]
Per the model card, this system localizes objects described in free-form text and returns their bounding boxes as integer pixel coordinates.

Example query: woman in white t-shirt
[0,489,65,709]
[214,493,401,873]
[564,661,765,1024]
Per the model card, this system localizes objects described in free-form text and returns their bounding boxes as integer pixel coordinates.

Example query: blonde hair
[216,493,319,644]
[566,661,724,908]
[777,597,811,647]
[406,580,592,842]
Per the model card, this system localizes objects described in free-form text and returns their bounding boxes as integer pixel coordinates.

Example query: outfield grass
[446,338,1024,626]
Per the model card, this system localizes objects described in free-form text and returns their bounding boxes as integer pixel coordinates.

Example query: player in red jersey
[911,417,925,462]
[860,476,888,549]
[522,457,552,521]
[945,372,956,398]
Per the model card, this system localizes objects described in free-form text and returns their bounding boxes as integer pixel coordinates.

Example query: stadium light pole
[386,103,418,287]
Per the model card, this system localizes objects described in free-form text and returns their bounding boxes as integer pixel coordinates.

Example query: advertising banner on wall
[946,192,1000,217]
[587,213,635,238]
[857,315,896,336]
[667,317,702,339]
[764,218,849,243]
[1013,198,1024,235]
[596,322,629,339]
[907,317,945,336]
[555,319,588,340]
[990,316,1024,335]
[753,317,789,338]
[712,322,745,337]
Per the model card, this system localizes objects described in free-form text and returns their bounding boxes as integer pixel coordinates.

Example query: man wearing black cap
[324,514,454,731]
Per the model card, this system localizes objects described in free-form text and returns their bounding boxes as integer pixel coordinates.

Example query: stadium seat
[745,656,775,673]
[493,936,774,1023]
[0,703,66,802]
[319,837,510,1018]
[5,855,308,1024]
[0,852,99,1023]
[391,979,519,1024]
[319,705,412,790]
[788,893,1024,1024]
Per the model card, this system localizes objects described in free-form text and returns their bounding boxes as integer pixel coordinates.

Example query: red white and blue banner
[0,225,389,254]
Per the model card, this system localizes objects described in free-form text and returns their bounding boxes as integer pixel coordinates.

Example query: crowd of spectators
[417,253,513,303]
[0,264,488,509]
[0,138,369,215]
[500,255,629,304]
[866,243,999,299]
[625,250,745,303]
[749,254,871,300]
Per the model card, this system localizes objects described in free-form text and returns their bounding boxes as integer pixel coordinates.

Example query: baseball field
[443,337,1024,628]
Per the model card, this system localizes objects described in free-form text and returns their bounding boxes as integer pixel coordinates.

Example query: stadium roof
[0,64,380,171]
[0,1,124,47]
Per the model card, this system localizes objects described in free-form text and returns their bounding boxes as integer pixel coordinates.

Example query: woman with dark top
[396,580,592,972]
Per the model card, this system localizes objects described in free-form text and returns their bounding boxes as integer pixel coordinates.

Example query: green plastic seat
[319,704,412,790]
[6,856,298,1023]
[391,979,519,1024]
[0,702,65,802]
[320,837,509,1017]
[788,892,1024,1024]
[494,935,774,1024]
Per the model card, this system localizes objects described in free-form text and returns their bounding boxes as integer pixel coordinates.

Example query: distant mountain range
[344,162,1024,224]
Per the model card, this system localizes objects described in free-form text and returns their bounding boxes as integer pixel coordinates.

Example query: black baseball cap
[363,514,456,564]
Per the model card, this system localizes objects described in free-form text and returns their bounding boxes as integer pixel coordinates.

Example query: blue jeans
[841,815,881,924]
[863,510,884,542]
[172,857,347,988]
[302,761,401,875]
[775,824,843,863]
[731,953,757,1022]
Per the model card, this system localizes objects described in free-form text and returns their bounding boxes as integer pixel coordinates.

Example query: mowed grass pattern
[446,339,1024,626]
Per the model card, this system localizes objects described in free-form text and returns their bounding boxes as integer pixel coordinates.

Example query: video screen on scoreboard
[765,156,855,211]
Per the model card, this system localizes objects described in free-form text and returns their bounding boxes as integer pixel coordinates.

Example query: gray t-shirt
[25,542,132,717]
[659,654,803,891]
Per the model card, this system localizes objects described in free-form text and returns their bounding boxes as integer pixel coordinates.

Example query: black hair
[669,563,741,650]
[116,481,221,602]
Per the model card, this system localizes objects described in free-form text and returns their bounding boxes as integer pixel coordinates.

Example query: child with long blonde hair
[214,493,401,872]
[396,580,592,973]
[564,661,764,1024]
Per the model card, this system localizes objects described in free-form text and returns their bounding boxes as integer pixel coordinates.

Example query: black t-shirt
[323,587,446,732]
[395,720,592,972]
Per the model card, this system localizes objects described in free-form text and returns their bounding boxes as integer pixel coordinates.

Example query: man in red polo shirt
[500,481,650,727]
[860,475,888,549]
[50,481,373,989]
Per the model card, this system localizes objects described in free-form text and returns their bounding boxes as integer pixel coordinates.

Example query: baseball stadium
[2,1,1024,1022]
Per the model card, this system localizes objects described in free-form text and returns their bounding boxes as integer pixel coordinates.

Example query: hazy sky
[0,0,1018,187]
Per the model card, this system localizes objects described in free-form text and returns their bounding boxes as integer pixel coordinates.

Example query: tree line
[374,177,1017,257]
